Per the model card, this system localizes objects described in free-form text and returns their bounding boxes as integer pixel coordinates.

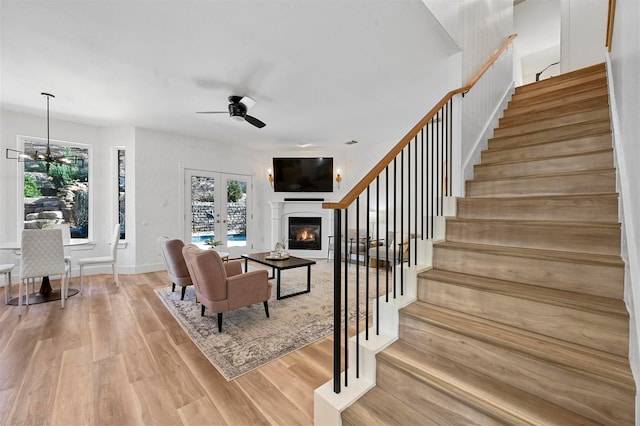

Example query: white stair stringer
[314,197,455,425]
[315,248,448,424]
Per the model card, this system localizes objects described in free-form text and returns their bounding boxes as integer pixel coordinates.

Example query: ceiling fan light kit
[5,92,76,170]
[197,95,266,128]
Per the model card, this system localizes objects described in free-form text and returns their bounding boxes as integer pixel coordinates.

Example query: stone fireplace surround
[269,201,333,259]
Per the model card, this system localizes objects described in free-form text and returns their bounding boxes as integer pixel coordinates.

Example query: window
[21,137,90,238]
[117,148,126,239]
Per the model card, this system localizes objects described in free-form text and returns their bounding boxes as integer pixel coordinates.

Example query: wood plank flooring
[0,270,339,425]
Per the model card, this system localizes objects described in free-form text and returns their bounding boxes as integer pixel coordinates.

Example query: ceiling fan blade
[239,96,256,109]
[196,111,227,114]
[245,115,266,128]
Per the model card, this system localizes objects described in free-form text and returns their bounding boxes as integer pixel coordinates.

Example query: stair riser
[445,220,620,255]
[465,170,616,197]
[494,108,610,138]
[515,64,605,94]
[481,134,611,164]
[511,76,606,103]
[416,277,629,356]
[500,95,609,127]
[488,120,611,150]
[432,246,624,299]
[375,358,503,426]
[398,315,634,426]
[456,196,618,223]
[473,150,613,180]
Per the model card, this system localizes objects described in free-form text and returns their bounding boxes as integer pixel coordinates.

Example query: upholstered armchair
[368,232,416,268]
[182,244,272,332]
[327,229,370,263]
[158,237,193,300]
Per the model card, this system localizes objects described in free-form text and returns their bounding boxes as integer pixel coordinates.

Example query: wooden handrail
[323,33,517,210]
[606,0,616,52]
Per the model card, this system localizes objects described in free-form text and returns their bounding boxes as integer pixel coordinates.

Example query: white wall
[0,110,114,271]
[422,0,512,83]
[560,0,608,72]
[461,44,514,188]
[513,0,561,84]
[607,0,640,417]
[133,127,263,272]
[101,126,136,271]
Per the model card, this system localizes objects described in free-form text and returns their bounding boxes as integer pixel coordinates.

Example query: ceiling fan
[197,95,266,128]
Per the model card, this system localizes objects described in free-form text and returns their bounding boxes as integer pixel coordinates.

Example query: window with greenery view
[22,138,90,238]
[117,149,126,239]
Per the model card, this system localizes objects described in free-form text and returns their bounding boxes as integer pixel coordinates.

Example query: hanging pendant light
[5,92,74,171]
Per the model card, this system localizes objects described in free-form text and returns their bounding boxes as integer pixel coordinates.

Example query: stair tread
[494,107,610,136]
[500,95,609,125]
[401,301,634,389]
[488,119,611,145]
[515,63,605,93]
[487,129,611,152]
[434,240,624,268]
[446,216,620,228]
[421,268,628,318]
[482,132,612,164]
[509,83,608,110]
[379,340,602,426]
[511,77,607,103]
[461,192,618,202]
[342,386,436,426]
[475,147,613,169]
[470,166,616,183]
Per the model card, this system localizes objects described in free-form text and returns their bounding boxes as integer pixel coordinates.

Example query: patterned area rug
[155,260,375,381]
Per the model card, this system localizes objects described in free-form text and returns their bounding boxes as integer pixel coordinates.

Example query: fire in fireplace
[288,216,322,250]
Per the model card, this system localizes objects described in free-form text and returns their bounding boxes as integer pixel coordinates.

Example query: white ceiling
[0,0,460,151]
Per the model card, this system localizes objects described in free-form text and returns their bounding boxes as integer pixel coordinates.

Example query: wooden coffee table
[241,252,316,300]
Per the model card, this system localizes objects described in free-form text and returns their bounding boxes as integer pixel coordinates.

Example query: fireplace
[288,217,322,250]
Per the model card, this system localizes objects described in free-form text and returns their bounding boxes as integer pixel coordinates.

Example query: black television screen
[273,157,333,192]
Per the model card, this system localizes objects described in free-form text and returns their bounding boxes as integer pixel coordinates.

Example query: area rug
[154,260,376,381]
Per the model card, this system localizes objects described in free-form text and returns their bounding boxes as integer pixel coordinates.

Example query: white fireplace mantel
[269,201,333,258]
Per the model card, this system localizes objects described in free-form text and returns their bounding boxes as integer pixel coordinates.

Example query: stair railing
[322,34,517,394]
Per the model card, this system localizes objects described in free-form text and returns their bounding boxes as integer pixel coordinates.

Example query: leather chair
[182,244,272,332]
[158,237,192,300]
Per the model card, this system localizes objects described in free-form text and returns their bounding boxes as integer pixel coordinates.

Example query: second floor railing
[322,34,517,394]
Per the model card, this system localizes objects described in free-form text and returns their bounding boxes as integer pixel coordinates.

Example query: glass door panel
[185,169,252,259]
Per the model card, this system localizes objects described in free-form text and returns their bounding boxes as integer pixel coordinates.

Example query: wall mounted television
[273,157,333,192]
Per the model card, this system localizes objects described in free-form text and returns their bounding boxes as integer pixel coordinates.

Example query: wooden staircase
[341,63,636,425]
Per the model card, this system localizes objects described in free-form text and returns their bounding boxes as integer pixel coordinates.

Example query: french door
[184,169,252,259]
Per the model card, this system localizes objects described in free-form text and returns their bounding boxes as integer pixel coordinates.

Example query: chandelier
[5,92,74,171]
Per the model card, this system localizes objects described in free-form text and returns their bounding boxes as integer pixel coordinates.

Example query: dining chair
[1,264,15,304]
[19,229,69,315]
[78,223,120,293]
[43,223,72,279]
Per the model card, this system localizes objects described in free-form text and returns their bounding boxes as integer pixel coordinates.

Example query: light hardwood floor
[0,270,342,425]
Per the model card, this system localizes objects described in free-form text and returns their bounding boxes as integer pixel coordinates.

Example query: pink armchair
[182,244,272,332]
[158,237,192,300]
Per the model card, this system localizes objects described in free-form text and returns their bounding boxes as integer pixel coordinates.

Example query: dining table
[0,239,93,305]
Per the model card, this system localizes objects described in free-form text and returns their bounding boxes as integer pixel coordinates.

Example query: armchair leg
[172,283,176,292]
[264,301,270,318]
[217,313,222,332]
[181,286,186,300]
[201,304,205,316]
